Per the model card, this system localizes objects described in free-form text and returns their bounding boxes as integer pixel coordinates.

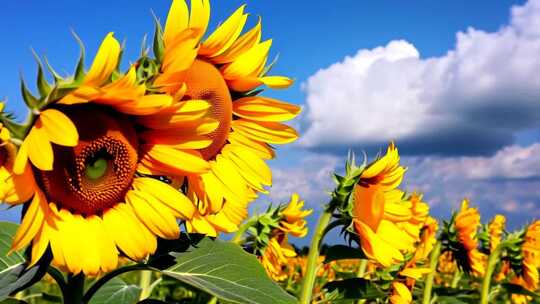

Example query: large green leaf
[0,222,43,301]
[89,277,141,304]
[162,238,296,304]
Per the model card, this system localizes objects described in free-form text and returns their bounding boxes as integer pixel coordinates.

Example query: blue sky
[2,0,540,246]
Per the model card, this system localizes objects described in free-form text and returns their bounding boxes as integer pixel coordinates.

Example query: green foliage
[88,278,141,304]
[323,278,385,301]
[163,238,296,304]
[323,245,365,263]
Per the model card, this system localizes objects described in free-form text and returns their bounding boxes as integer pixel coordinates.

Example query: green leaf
[71,30,86,83]
[152,13,164,63]
[500,283,540,300]
[89,278,141,304]
[323,278,385,300]
[0,222,44,301]
[0,299,29,304]
[31,50,52,97]
[162,238,296,304]
[323,245,365,263]
[20,77,39,109]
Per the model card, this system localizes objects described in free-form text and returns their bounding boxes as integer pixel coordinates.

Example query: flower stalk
[299,207,333,304]
[422,242,441,304]
[65,274,85,304]
[480,244,502,304]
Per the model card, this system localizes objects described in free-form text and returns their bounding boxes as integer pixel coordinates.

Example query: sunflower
[279,193,312,238]
[389,282,412,304]
[352,143,416,267]
[414,216,438,261]
[488,214,506,253]
[513,221,540,293]
[453,199,486,276]
[3,33,215,276]
[149,0,301,236]
[259,235,296,281]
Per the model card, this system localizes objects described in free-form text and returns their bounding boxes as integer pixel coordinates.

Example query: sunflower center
[37,105,139,216]
[183,59,232,160]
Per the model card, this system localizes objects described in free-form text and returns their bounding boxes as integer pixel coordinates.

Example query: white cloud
[265,154,339,207]
[300,0,540,156]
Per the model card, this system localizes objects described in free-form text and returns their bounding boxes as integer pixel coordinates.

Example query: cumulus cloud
[300,0,540,156]
[416,143,540,180]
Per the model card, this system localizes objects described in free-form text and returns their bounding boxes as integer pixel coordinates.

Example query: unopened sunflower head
[440,199,486,277]
[507,221,540,292]
[145,0,301,237]
[1,30,222,276]
[329,143,433,268]
[479,214,506,254]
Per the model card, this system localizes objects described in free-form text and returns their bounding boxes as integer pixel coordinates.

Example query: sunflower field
[0,1,539,304]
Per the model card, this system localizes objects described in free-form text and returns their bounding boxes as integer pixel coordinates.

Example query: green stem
[355,259,369,304]
[480,245,502,304]
[47,267,67,299]
[450,270,462,288]
[65,274,85,304]
[83,264,151,303]
[138,271,153,300]
[231,217,257,245]
[299,208,333,304]
[422,242,441,304]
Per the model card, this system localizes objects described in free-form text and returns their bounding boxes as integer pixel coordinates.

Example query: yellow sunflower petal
[232,120,298,144]
[164,0,189,46]
[39,109,79,147]
[114,94,173,116]
[132,177,196,219]
[232,96,301,122]
[260,76,294,89]
[210,155,248,204]
[355,220,403,267]
[189,0,211,39]
[88,215,118,273]
[199,5,247,57]
[29,222,50,267]
[103,203,156,261]
[141,144,210,174]
[228,131,275,159]
[223,144,271,189]
[200,172,225,213]
[136,100,212,129]
[25,126,54,171]
[212,18,262,64]
[126,190,180,239]
[187,213,217,237]
[84,33,121,86]
[11,190,47,252]
[141,129,213,149]
[221,39,271,80]
[13,142,29,175]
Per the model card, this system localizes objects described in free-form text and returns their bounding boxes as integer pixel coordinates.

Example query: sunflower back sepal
[31,50,53,97]
[152,15,165,64]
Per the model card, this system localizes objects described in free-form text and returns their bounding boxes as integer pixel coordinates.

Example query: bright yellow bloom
[488,214,506,253]
[514,221,540,292]
[353,143,416,267]
[259,236,296,281]
[0,124,35,204]
[389,282,412,304]
[4,33,214,276]
[454,199,485,276]
[279,193,312,237]
[153,0,301,236]
[414,216,438,260]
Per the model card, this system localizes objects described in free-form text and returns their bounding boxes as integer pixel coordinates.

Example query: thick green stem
[65,274,85,304]
[480,245,502,304]
[422,242,441,304]
[450,270,462,288]
[138,271,153,300]
[299,208,333,304]
[231,217,257,245]
[354,259,369,304]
